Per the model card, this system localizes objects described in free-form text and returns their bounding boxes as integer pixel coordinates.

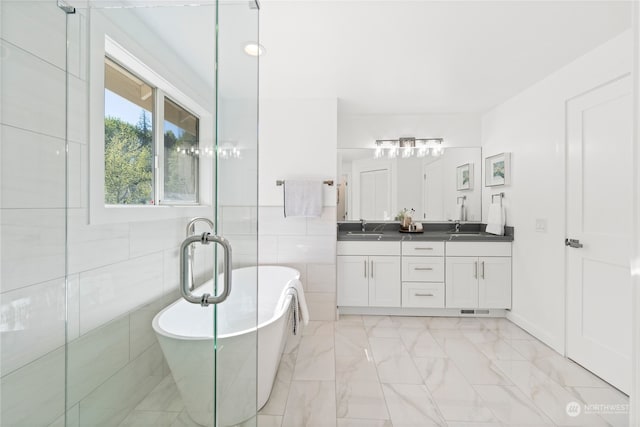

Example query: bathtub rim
[152,265,300,341]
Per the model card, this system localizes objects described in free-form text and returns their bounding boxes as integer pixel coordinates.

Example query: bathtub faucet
[186,217,215,291]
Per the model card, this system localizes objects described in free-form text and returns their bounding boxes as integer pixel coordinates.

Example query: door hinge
[57,0,76,14]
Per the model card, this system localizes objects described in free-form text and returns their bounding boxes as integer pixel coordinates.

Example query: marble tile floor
[118,316,629,427]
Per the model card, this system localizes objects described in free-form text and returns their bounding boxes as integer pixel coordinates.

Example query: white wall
[632,3,640,422]
[440,148,482,222]
[338,112,482,149]
[258,98,338,320]
[481,30,633,353]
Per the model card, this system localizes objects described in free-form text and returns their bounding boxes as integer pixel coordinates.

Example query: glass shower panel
[216,0,259,425]
[0,1,68,426]
[63,1,259,426]
[64,2,222,426]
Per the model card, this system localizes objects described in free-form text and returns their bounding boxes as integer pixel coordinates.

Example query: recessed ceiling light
[244,43,265,57]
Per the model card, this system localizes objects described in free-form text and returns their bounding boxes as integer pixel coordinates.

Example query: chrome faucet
[360,218,367,232]
[186,217,215,291]
[454,220,461,233]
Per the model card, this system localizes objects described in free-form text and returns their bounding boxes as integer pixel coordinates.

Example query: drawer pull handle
[414,247,434,250]
[415,293,435,297]
[414,267,433,271]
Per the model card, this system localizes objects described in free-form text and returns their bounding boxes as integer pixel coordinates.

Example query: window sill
[90,203,213,225]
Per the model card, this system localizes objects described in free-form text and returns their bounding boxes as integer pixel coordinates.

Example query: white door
[360,171,376,219]
[374,169,390,219]
[445,257,478,308]
[368,256,401,307]
[566,75,633,393]
[360,169,389,220]
[423,159,443,220]
[337,256,369,307]
[478,257,512,309]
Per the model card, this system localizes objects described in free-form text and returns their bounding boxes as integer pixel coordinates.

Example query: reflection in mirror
[337,148,482,222]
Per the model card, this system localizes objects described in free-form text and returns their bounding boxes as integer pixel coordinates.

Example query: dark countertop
[337,222,514,242]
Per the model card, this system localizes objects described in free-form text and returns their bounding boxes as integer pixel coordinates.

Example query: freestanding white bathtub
[152,266,300,427]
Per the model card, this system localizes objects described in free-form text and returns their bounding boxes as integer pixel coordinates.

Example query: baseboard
[506,310,564,355]
[338,306,508,317]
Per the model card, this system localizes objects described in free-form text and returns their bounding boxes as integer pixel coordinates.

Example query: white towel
[281,278,309,326]
[284,180,323,217]
[486,202,505,235]
[454,201,466,221]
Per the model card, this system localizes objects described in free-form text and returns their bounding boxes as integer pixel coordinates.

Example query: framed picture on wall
[456,163,473,190]
[485,152,511,186]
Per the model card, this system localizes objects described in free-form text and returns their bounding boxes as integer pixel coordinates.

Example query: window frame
[89,28,214,224]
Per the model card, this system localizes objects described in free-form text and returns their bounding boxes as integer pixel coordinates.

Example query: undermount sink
[447,231,484,236]
[347,231,384,236]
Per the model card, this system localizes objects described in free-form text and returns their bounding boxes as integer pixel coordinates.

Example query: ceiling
[259,1,632,114]
[130,1,632,116]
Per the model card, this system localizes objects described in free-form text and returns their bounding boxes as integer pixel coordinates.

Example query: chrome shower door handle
[180,232,233,307]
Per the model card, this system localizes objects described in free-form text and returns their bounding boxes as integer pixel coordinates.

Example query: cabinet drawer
[402,282,445,308]
[402,241,445,257]
[338,241,401,256]
[402,257,444,282]
[445,242,511,257]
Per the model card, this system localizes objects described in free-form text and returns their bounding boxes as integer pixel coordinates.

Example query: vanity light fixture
[244,43,265,57]
[374,137,444,159]
[218,141,242,160]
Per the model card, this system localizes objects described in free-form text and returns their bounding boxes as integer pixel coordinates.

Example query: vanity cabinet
[401,242,445,308]
[445,242,512,309]
[337,242,401,307]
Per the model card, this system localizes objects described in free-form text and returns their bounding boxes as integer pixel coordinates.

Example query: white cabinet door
[478,257,511,309]
[445,257,478,308]
[368,256,401,307]
[337,256,369,307]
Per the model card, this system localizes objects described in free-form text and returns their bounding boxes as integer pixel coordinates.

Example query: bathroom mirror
[337,147,482,222]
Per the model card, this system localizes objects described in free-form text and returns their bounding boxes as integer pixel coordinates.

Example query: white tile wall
[0,208,66,292]
[277,235,336,264]
[259,207,307,236]
[253,206,337,321]
[67,317,130,405]
[67,208,130,274]
[221,206,257,235]
[0,39,66,138]
[129,296,173,360]
[1,125,66,208]
[306,263,336,293]
[129,218,183,258]
[163,248,181,295]
[67,142,87,209]
[0,278,66,375]
[67,74,88,145]
[0,1,66,70]
[78,343,164,426]
[79,252,164,335]
[0,347,66,426]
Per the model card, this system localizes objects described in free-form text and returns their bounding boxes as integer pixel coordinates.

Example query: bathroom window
[163,98,199,203]
[103,57,200,206]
